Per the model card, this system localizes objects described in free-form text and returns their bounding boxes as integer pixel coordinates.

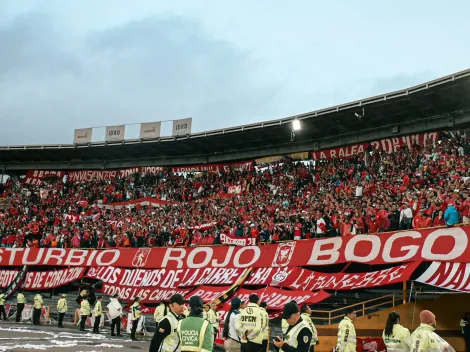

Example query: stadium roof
[2,68,470,171]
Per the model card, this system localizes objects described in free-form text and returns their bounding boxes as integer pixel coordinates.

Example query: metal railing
[310,293,404,326]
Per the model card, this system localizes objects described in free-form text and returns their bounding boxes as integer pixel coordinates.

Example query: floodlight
[292,119,301,131]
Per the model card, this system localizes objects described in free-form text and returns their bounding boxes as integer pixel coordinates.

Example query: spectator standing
[444,204,460,226]
[57,294,68,328]
[16,290,26,322]
[399,204,413,230]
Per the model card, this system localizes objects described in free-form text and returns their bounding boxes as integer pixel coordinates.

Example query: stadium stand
[0,130,469,249]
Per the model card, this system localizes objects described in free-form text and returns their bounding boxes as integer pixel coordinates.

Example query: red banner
[416,262,470,292]
[0,270,19,288]
[85,267,247,288]
[23,170,65,186]
[220,233,257,246]
[245,262,419,290]
[236,287,330,310]
[99,197,169,210]
[99,282,192,303]
[186,286,232,303]
[24,167,164,185]
[171,160,254,173]
[312,132,439,160]
[0,227,468,269]
[22,267,86,290]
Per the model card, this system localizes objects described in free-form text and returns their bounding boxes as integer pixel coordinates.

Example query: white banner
[228,185,242,194]
[172,118,192,136]
[416,262,470,292]
[73,128,93,144]
[140,122,161,139]
[105,125,125,142]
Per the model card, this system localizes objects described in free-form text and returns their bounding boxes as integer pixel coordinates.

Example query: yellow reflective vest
[0,294,5,306]
[410,323,452,352]
[281,319,313,352]
[34,294,43,309]
[208,309,220,330]
[160,312,181,352]
[94,301,102,317]
[57,298,68,313]
[131,302,141,320]
[301,313,319,345]
[383,324,411,352]
[17,293,26,304]
[282,319,289,334]
[236,303,264,345]
[80,299,91,316]
[337,316,356,352]
[154,303,166,323]
[260,307,270,341]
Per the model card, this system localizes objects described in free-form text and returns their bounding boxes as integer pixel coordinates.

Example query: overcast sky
[0,1,469,145]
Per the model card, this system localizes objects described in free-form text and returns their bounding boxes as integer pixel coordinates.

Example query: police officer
[236,294,264,352]
[149,293,186,352]
[177,296,214,352]
[154,302,167,328]
[0,290,6,321]
[57,294,68,328]
[80,295,91,331]
[282,300,297,335]
[301,304,319,351]
[410,310,453,352]
[203,304,210,321]
[93,297,103,334]
[208,302,220,340]
[130,297,142,341]
[382,312,410,352]
[274,302,312,352]
[16,290,26,322]
[33,292,43,325]
[336,308,357,352]
[259,302,270,352]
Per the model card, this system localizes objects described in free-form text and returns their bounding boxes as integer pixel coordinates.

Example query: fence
[310,293,404,326]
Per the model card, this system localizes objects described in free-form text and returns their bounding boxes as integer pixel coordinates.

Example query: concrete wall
[314,294,470,352]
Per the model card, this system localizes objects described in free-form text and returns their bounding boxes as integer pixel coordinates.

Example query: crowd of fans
[0,131,469,249]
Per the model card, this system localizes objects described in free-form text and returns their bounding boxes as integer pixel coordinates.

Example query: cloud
[0,13,278,145]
